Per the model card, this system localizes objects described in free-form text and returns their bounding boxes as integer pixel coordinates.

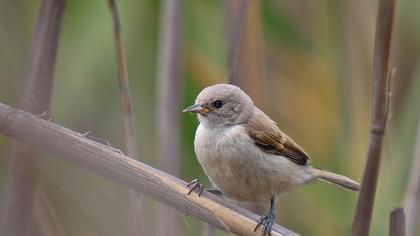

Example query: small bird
[183,83,360,235]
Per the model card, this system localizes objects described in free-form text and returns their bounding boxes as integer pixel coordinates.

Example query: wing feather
[244,108,310,165]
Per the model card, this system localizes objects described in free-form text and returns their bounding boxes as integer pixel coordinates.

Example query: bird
[183,83,360,235]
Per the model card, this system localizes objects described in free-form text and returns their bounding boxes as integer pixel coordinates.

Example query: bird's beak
[183,103,209,115]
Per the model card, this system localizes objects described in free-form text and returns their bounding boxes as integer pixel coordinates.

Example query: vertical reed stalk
[107,0,144,234]
[156,0,183,235]
[389,208,406,236]
[2,0,64,235]
[351,0,396,235]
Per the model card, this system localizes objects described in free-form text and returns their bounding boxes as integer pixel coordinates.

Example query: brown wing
[244,108,310,166]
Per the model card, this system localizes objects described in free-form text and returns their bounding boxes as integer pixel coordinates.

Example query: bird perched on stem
[183,83,360,236]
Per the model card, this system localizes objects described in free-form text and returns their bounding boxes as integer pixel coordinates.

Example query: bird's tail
[311,168,360,191]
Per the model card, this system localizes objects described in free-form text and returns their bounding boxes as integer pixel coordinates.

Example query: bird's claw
[187,179,204,196]
[206,188,223,196]
[254,211,276,236]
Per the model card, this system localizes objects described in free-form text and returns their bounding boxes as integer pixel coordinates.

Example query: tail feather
[311,168,360,191]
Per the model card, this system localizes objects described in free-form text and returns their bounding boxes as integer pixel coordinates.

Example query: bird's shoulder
[244,108,311,165]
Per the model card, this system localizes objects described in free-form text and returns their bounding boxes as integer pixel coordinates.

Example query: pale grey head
[183,83,255,128]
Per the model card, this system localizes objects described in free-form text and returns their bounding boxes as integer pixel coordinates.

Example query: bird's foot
[205,188,223,196]
[254,210,276,236]
[187,179,204,196]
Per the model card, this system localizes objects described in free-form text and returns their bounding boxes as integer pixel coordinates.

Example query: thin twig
[389,208,406,236]
[2,0,64,235]
[226,0,249,85]
[107,0,144,234]
[0,102,298,236]
[351,0,396,235]
[156,0,183,235]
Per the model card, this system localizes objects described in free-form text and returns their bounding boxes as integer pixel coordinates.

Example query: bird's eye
[213,100,223,108]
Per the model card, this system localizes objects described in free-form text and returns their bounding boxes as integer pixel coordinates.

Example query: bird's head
[183,83,255,128]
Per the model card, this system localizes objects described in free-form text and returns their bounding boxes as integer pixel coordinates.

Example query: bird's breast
[194,124,272,202]
[194,124,253,168]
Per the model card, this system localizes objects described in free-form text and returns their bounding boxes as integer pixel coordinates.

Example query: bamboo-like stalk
[155,0,183,235]
[107,0,144,235]
[404,119,420,236]
[1,0,64,235]
[351,0,396,235]
[0,102,298,236]
[389,208,406,236]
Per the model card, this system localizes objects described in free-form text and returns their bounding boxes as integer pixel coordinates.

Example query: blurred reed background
[0,0,419,235]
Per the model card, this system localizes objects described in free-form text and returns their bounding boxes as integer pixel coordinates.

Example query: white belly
[194,124,314,204]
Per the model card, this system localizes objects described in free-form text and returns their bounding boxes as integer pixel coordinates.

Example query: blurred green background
[0,0,419,235]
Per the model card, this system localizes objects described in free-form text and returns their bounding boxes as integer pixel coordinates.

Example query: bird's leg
[187,179,204,196]
[254,194,276,236]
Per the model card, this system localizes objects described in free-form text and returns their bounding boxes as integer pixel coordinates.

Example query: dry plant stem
[156,0,183,235]
[351,0,396,235]
[0,103,298,236]
[404,119,420,236]
[226,0,249,84]
[2,0,64,235]
[389,208,406,236]
[107,0,144,234]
